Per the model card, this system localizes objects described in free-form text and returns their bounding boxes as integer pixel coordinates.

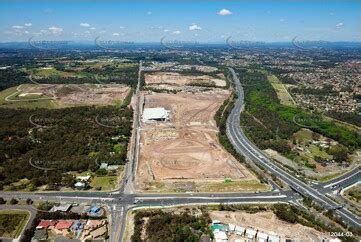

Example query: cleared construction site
[136,72,256,192]
[6,84,130,106]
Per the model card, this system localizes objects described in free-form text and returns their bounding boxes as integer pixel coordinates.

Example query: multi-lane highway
[226,67,360,228]
[0,65,359,242]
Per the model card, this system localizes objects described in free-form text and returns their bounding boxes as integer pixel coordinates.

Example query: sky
[0,0,360,43]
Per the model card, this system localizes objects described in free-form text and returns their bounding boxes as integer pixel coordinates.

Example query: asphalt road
[226,67,360,228]
[0,66,359,241]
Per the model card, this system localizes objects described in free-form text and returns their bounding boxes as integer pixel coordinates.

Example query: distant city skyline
[0,0,360,43]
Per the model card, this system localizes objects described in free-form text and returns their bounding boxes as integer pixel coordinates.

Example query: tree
[328,144,349,163]
[9,198,18,205]
[26,198,33,205]
[0,197,6,204]
[96,168,108,176]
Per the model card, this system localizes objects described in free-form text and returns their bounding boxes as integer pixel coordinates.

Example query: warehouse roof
[143,107,169,122]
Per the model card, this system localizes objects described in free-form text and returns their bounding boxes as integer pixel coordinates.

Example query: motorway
[0,66,360,242]
[226,67,360,228]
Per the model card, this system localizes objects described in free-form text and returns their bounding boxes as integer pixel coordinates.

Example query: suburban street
[0,65,359,242]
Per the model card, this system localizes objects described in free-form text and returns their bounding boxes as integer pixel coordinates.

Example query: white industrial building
[142,107,170,122]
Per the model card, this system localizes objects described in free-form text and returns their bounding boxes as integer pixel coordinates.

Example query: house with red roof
[55,220,73,230]
[36,220,57,229]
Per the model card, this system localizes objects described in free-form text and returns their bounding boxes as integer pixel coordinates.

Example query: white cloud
[24,31,30,34]
[164,29,169,32]
[173,30,181,35]
[113,32,120,36]
[189,24,201,31]
[48,26,63,34]
[279,18,285,22]
[218,9,232,16]
[12,25,24,29]
[80,23,90,27]
[147,11,152,15]
[90,27,96,30]
[335,22,344,29]
[24,23,32,27]
[119,26,125,29]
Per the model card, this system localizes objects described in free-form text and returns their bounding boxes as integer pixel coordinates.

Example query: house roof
[55,220,73,230]
[76,175,91,181]
[85,220,103,229]
[37,220,57,228]
[90,225,107,238]
[50,204,72,212]
[74,181,86,187]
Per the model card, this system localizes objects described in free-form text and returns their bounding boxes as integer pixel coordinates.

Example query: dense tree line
[131,209,213,242]
[0,105,133,190]
[326,111,361,128]
[0,68,29,91]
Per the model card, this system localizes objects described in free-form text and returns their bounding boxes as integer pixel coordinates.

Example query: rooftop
[143,107,169,122]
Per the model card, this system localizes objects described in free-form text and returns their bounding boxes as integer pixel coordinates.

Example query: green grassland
[31,67,67,77]
[0,210,29,239]
[267,74,295,107]
[90,176,119,191]
[0,85,57,109]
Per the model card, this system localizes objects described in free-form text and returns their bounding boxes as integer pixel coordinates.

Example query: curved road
[0,66,359,241]
[226,67,360,228]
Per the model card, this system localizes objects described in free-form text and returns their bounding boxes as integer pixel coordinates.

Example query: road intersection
[0,66,359,241]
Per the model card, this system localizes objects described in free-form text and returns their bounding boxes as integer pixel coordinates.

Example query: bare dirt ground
[145,72,226,87]
[210,210,333,241]
[16,84,130,105]
[136,90,255,192]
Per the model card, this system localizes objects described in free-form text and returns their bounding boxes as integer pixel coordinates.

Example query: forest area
[0,105,133,190]
[131,209,213,242]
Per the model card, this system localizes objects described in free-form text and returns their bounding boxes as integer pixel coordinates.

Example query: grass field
[293,128,313,141]
[143,180,271,193]
[0,210,29,239]
[0,85,57,109]
[308,144,333,160]
[267,74,295,107]
[196,180,271,193]
[31,67,66,77]
[77,167,124,191]
[316,171,348,182]
[91,176,119,191]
